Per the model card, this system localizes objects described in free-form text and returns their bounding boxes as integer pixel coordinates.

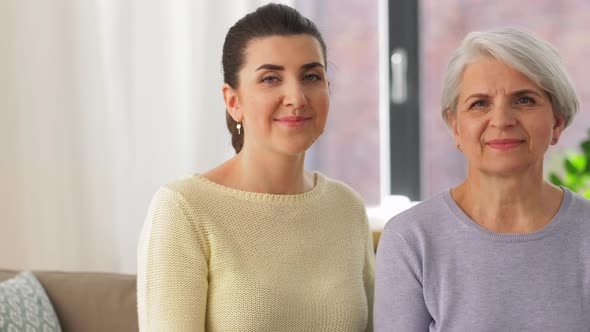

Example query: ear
[222,83,242,122]
[447,109,460,145]
[551,112,565,145]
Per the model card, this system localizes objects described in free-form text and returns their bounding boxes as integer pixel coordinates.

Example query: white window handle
[390,48,407,104]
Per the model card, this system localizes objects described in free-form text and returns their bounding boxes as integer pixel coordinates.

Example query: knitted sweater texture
[137,172,374,331]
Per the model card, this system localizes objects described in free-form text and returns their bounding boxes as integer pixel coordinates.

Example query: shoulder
[319,173,365,205]
[317,173,368,218]
[565,188,590,226]
[140,177,211,250]
[148,174,220,217]
[315,173,369,228]
[143,176,215,247]
[568,188,590,212]
[160,174,211,197]
[385,191,450,230]
[381,191,452,244]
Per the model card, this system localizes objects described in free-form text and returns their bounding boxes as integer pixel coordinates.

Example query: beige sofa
[0,269,138,332]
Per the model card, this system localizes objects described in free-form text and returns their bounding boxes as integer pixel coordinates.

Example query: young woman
[137,4,374,331]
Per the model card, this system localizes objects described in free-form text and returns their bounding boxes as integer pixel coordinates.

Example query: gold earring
[551,137,557,144]
[236,122,242,135]
[457,144,462,152]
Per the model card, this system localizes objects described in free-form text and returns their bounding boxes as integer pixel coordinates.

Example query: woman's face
[223,34,329,158]
[449,56,564,177]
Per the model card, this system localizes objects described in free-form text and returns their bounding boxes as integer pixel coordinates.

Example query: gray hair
[441,28,579,128]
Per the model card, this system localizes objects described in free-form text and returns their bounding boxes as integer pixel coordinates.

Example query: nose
[282,81,308,109]
[489,103,517,128]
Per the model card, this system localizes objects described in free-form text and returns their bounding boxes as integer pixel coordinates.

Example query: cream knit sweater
[137,172,374,331]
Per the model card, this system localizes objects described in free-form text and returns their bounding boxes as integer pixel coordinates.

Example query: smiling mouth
[275,116,312,127]
[486,139,525,150]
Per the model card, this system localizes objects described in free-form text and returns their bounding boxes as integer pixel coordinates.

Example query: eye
[303,73,321,82]
[469,100,488,109]
[261,75,280,84]
[516,96,535,105]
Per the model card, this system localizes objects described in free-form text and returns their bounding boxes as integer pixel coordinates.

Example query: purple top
[374,188,590,331]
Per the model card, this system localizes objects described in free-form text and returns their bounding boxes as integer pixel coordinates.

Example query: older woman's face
[449,56,564,176]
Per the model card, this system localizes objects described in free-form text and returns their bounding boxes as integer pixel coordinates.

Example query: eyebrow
[255,62,325,71]
[512,89,544,98]
[463,93,488,105]
[302,62,324,70]
[463,89,545,104]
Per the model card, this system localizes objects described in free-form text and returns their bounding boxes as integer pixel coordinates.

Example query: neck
[223,147,313,195]
[452,165,563,234]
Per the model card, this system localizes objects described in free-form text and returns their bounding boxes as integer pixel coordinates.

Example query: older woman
[374,28,590,331]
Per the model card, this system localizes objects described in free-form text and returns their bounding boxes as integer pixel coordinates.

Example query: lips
[485,138,525,150]
[275,116,311,127]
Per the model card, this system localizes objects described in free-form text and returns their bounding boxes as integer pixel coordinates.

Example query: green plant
[549,129,590,198]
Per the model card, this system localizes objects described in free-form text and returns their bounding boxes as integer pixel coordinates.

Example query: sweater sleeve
[373,227,431,332]
[137,186,209,332]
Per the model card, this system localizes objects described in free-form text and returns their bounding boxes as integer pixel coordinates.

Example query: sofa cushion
[0,270,138,332]
[0,271,62,331]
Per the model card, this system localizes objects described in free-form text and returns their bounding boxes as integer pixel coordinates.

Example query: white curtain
[0,0,291,274]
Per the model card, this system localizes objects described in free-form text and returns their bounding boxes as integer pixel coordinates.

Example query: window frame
[379,0,421,201]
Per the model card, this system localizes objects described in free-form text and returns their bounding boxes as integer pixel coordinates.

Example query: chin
[275,138,316,156]
[479,162,538,177]
[284,148,314,159]
[280,145,312,156]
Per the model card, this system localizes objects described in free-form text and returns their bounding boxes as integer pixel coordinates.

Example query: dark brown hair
[222,3,328,153]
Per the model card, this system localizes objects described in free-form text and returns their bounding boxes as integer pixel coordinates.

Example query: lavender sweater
[374,188,590,331]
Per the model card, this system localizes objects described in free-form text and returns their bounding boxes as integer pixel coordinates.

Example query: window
[296,0,381,204]
[294,0,590,205]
